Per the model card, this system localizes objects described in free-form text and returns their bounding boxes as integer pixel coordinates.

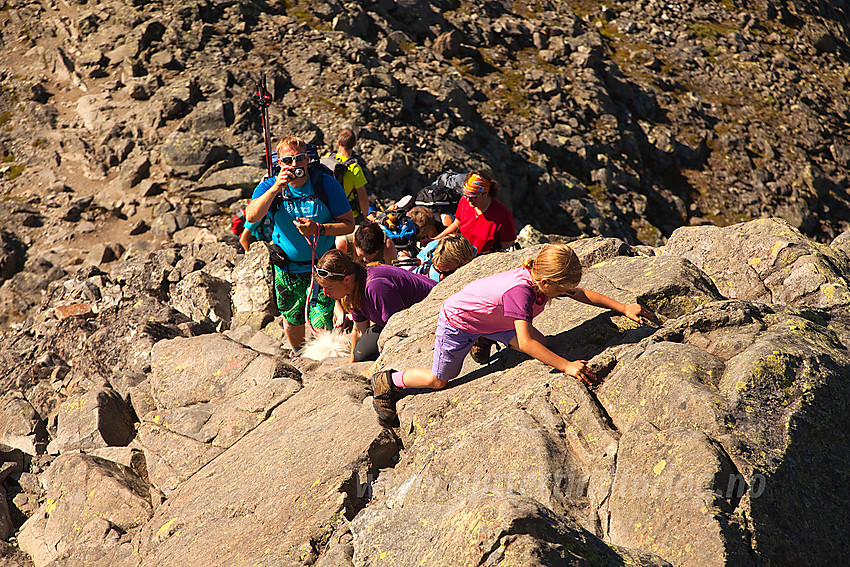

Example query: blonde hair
[277,135,307,155]
[315,249,366,312]
[432,234,474,270]
[522,244,582,292]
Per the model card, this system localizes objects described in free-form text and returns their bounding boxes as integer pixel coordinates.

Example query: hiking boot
[370,369,400,424]
[470,337,495,365]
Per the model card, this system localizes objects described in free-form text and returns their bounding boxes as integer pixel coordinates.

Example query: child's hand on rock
[624,303,654,324]
[563,360,597,387]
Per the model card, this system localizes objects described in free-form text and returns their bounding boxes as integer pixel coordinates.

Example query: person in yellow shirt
[330,128,372,223]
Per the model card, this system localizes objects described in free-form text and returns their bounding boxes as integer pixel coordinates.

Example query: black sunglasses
[280,153,307,165]
[434,266,457,277]
[315,267,348,279]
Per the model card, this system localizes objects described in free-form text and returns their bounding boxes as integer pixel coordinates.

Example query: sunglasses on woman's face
[434,265,457,278]
[315,267,348,279]
[280,153,307,165]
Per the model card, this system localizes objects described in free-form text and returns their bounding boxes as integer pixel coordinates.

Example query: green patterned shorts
[273,266,334,329]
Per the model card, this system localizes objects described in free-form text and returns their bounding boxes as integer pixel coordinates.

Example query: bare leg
[285,321,306,351]
[398,368,447,389]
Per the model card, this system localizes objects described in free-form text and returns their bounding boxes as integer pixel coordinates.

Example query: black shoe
[370,369,400,424]
[470,337,495,365]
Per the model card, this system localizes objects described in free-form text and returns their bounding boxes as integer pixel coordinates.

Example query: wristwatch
[318,223,326,236]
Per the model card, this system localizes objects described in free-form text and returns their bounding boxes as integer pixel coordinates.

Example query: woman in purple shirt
[315,249,436,362]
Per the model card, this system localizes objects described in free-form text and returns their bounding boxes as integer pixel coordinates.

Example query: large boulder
[136,374,398,565]
[353,492,670,566]
[365,238,850,566]
[17,453,151,567]
[230,243,276,329]
[180,99,232,132]
[598,297,850,566]
[0,392,46,455]
[138,334,300,494]
[160,131,235,179]
[664,218,850,307]
[597,339,729,435]
[135,421,223,496]
[190,165,263,206]
[75,93,126,134]
[46,388,135,455]
[607,425,754,567]
[170,270,233,329]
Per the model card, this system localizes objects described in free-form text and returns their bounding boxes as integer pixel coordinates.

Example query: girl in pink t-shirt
[369,243,652,423]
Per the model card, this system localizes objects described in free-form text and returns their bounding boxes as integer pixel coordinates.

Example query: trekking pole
[304,233,323,341]
[253,73,274,178]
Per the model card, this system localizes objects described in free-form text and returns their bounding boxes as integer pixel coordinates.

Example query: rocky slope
[1,218,850,566]
[2,0,850,328]
[3,0,850,565]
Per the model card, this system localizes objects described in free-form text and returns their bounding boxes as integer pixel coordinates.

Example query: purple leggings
[432,315,517,382]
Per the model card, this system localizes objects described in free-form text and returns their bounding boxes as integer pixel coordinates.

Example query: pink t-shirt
[440,267,549,334]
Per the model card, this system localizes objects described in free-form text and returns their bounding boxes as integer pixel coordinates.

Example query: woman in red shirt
[432,172,516,255]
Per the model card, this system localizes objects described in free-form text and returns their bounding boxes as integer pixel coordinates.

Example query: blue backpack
[377,211,419,253]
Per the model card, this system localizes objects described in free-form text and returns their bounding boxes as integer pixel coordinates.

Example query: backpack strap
[307,166,331,211]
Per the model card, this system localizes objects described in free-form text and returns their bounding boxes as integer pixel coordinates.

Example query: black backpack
[415,171,464,217]
[320,155,360,214]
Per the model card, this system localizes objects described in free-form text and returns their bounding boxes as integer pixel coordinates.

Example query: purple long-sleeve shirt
[350,264,436,327]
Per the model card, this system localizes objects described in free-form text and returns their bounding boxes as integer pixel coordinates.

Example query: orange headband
[462,174,490,195]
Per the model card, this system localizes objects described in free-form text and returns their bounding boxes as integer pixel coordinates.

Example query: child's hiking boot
[470,337,495,365]
[371,369,400,424]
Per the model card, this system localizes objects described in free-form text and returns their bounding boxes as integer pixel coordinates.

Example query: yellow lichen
[156,518,177,537]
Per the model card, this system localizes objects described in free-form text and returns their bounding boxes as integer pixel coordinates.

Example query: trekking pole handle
[254,73,273,108]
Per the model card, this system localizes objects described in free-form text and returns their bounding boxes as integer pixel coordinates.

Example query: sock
[391,370,407,389]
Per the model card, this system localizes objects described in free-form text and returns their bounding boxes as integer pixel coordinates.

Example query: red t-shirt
[455,197,516,254]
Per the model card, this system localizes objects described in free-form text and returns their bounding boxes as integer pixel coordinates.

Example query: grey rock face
[135,378,397,565]
[46,388,135,455]
[138,334,299,494]
[368,230,850,566]
[665,218,850,307]
[18,453,151,567]
[192,165,263,206]
[160,131,236,179]
[353,492,671,566]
